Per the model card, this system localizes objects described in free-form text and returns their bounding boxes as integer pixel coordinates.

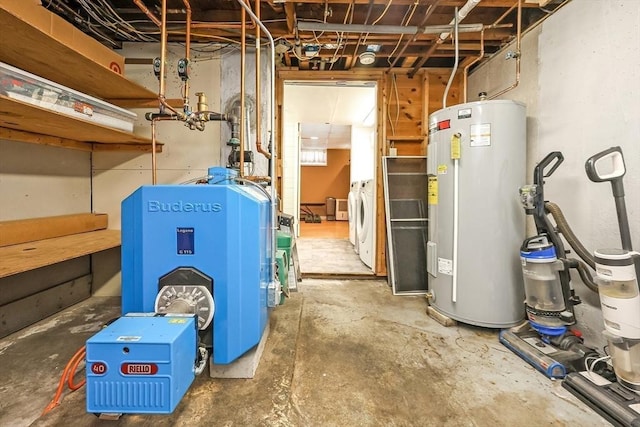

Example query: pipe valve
[177,58,190,81]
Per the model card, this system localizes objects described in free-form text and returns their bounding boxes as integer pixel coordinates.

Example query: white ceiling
[283,82,376,150]
[300,123,351,149]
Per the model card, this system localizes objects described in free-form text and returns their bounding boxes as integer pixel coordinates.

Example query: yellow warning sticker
[450,133,461,160]
[168,318,187,324]
[428,176,438,205]
[437,164,448,175]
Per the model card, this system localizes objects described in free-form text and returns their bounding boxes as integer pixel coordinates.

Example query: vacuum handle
[585,146,626,197]
[585,146,632,251]
[536,151,564,179]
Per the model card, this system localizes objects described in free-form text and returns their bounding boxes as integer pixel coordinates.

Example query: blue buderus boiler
[121,167,275,363]
[86,167,279,416]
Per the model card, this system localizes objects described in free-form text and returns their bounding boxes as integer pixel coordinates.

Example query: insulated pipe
[490,0,522,99]
[233,0,278,273]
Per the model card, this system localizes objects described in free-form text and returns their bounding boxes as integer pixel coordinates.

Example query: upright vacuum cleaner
[563,146,640,427]
[499,152,606,379]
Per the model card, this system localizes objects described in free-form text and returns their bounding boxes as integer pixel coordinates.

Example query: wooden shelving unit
[0,5,162,152]
[0,8,156,105]
[0,95,162,152]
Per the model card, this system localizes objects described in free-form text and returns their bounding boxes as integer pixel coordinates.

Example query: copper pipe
[490,0,521,99]
[240,1,246,177]
[182,0,192,107]
[463,29,484,103]
[158,0,182,117]
[255,0,271,159]
[191,22,256,29]
[134,0,161,27]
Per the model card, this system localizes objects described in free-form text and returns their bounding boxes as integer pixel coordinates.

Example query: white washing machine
[348,181,360,251]
[357,179,375,269]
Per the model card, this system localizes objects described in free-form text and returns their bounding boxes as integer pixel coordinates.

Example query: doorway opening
[281,81,377,276]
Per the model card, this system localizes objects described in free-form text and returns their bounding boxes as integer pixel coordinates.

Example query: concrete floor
[296,238,373,276]
[1,280,607,427]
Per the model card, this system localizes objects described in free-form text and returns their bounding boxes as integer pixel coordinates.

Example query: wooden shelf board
[0,230,121,278]
[0,8,156,105]
[0,95,154,145]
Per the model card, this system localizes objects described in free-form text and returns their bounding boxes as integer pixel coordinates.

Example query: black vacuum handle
[534,152,564,185]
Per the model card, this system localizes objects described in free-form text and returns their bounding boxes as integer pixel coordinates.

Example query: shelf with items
[0,95,162,152]
[0,5,157,107]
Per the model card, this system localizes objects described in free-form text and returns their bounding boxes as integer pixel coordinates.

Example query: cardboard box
[0,0,124,74]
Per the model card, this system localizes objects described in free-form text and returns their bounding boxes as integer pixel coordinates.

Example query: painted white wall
[468,0,640,346]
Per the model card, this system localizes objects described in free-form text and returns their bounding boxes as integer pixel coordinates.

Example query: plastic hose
[575,258,599,293]
[545,202,595,269]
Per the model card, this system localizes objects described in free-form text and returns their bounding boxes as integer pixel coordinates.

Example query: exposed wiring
[585,354,611,379]
[362,0,394,45]
[387,0,420,65]
[386,73,399,136]
[42,346,87,416]
[329,0,355,70]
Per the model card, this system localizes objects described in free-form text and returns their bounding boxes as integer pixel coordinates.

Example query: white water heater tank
[426,100,526,328]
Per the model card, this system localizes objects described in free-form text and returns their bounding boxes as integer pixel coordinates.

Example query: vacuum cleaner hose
[575,259,599,293]
[545,202,595,269]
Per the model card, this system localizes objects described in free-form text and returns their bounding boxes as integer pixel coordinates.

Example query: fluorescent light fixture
[309,136,319,140]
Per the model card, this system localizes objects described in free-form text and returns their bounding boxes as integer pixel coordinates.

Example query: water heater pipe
[463,29,484,103]
[452,131,461,303]
[489,0,522,99]
[443,9,459,109]
[234,0,278,263]
[408,0,481,77]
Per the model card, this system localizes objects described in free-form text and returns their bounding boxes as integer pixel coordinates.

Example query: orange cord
[42,346,86,416]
